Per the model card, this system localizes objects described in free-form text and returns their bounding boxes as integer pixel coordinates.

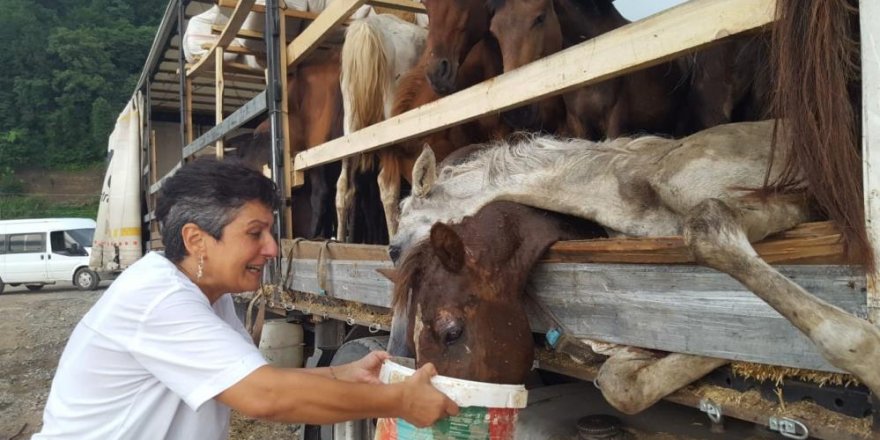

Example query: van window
[50,230,90,256]
[0,234,5,254]
[66,228,95,248]
[9,233,46,253]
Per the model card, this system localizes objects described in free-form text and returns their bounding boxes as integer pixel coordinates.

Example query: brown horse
[239,49,385,242]
[421,0,493,95]
[488,0,688,138]
[388,200,603,383]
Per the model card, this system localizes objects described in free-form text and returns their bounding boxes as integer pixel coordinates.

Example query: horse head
[489,0,565,131]
[386,201,602,383]
[422,0,491,95]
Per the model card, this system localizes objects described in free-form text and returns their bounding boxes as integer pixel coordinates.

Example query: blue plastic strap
[545,328,562,348]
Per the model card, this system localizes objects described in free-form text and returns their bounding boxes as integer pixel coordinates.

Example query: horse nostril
[389,245,401,263]
[438,58,450,77]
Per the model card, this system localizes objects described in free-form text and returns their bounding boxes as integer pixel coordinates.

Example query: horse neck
[554,0,628,45]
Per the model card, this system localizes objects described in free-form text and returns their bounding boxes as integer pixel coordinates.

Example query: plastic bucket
[258,319,304,368]
[374,360,528,440]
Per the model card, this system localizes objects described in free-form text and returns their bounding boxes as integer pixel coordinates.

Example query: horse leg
[378,151,402,238]
[684,198,880,396]
[596,347,728,414]
[335,157,356,242]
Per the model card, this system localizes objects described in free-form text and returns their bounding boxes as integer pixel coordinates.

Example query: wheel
[25,284,43,291]
[74,268,100,291]
[0,279,4,294]
[329,336,389,440]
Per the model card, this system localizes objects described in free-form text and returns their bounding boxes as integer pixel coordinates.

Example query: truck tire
[74,268,100,291]
[0,278,4,294]
[329,336,389,440]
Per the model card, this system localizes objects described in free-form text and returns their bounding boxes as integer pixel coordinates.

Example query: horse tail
[341,18,392,170]
[769,0,870,269]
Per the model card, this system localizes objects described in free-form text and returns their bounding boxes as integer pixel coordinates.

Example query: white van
[0,218,100,293]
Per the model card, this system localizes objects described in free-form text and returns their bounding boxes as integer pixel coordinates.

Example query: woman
[34,158,457,439]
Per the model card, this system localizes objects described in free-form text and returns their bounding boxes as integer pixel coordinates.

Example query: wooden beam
[211,24,264,41]
[367,0,425,13]
[216,48,225,159]
[217,0,324,20]
[283,257,863,372]
[187,0,257,78]
[292,0,776,172]
[286,0,366,66]
[279,221,845,264]
[861,0,880,325]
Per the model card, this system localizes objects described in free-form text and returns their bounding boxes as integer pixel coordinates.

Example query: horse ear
[430,223,465,273]
[376,267,399,283]
[411,144,437,198]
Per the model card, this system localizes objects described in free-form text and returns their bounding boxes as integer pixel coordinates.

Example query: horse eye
[533,13,546,27]
[441,324,463,346]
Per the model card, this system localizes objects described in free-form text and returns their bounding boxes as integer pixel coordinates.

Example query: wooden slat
[861,0,880,324]
[283,257,864,372]
[367,0,425,13]
[187,0,257,78]
[286,0,366,66]
[292,0,776,175]
[217,0,324,20]
[210,24,264,41]
[546,222,848,265]
[280,221,846,264]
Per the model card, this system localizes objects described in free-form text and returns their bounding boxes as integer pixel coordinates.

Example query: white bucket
[375,360,528,440]
[258,319,304,368]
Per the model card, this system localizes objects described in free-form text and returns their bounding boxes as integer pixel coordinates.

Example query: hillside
[0,166,105,219]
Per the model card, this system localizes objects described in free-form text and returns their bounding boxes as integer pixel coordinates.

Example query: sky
[614,0,688,21]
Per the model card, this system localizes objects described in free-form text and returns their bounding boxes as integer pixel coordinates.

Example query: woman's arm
[216,362,458,427]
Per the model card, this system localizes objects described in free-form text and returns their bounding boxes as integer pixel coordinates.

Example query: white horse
[391,120,880,414]
[335,14,428,242]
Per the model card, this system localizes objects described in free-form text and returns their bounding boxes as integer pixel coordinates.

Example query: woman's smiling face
[201,200,278,296]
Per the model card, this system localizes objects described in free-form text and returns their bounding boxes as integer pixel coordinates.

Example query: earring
[197,254,204,281]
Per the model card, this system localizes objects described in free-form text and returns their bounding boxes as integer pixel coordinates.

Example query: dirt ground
[0,284,297,440]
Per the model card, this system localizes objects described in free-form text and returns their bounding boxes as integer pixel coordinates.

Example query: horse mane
[391,240,431,311]
[769,0,870,269]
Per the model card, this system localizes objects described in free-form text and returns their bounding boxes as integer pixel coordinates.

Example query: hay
[730,361,860,387]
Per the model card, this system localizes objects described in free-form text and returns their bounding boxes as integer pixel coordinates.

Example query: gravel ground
[0,283,297,440]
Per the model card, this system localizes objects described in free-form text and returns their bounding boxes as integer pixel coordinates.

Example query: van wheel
[74,268,100,291]
[26,284,43,291]
[0,279,4,295]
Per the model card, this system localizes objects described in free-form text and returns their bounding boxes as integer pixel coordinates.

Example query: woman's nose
[263,233,279,258]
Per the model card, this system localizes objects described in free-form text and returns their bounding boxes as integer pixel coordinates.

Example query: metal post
[176,0,189,160]
[265,0,286,274]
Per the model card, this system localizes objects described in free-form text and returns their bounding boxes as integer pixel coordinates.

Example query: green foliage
[0,195,99,220]
[0,0,166,170]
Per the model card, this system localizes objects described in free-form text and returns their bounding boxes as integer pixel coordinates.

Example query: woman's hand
[397,363,459,428]
[335,350,391,384]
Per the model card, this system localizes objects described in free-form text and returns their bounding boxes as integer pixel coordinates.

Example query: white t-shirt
[34,252,268,440]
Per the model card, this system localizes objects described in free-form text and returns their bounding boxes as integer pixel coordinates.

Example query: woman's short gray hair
[156,158,278,262]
